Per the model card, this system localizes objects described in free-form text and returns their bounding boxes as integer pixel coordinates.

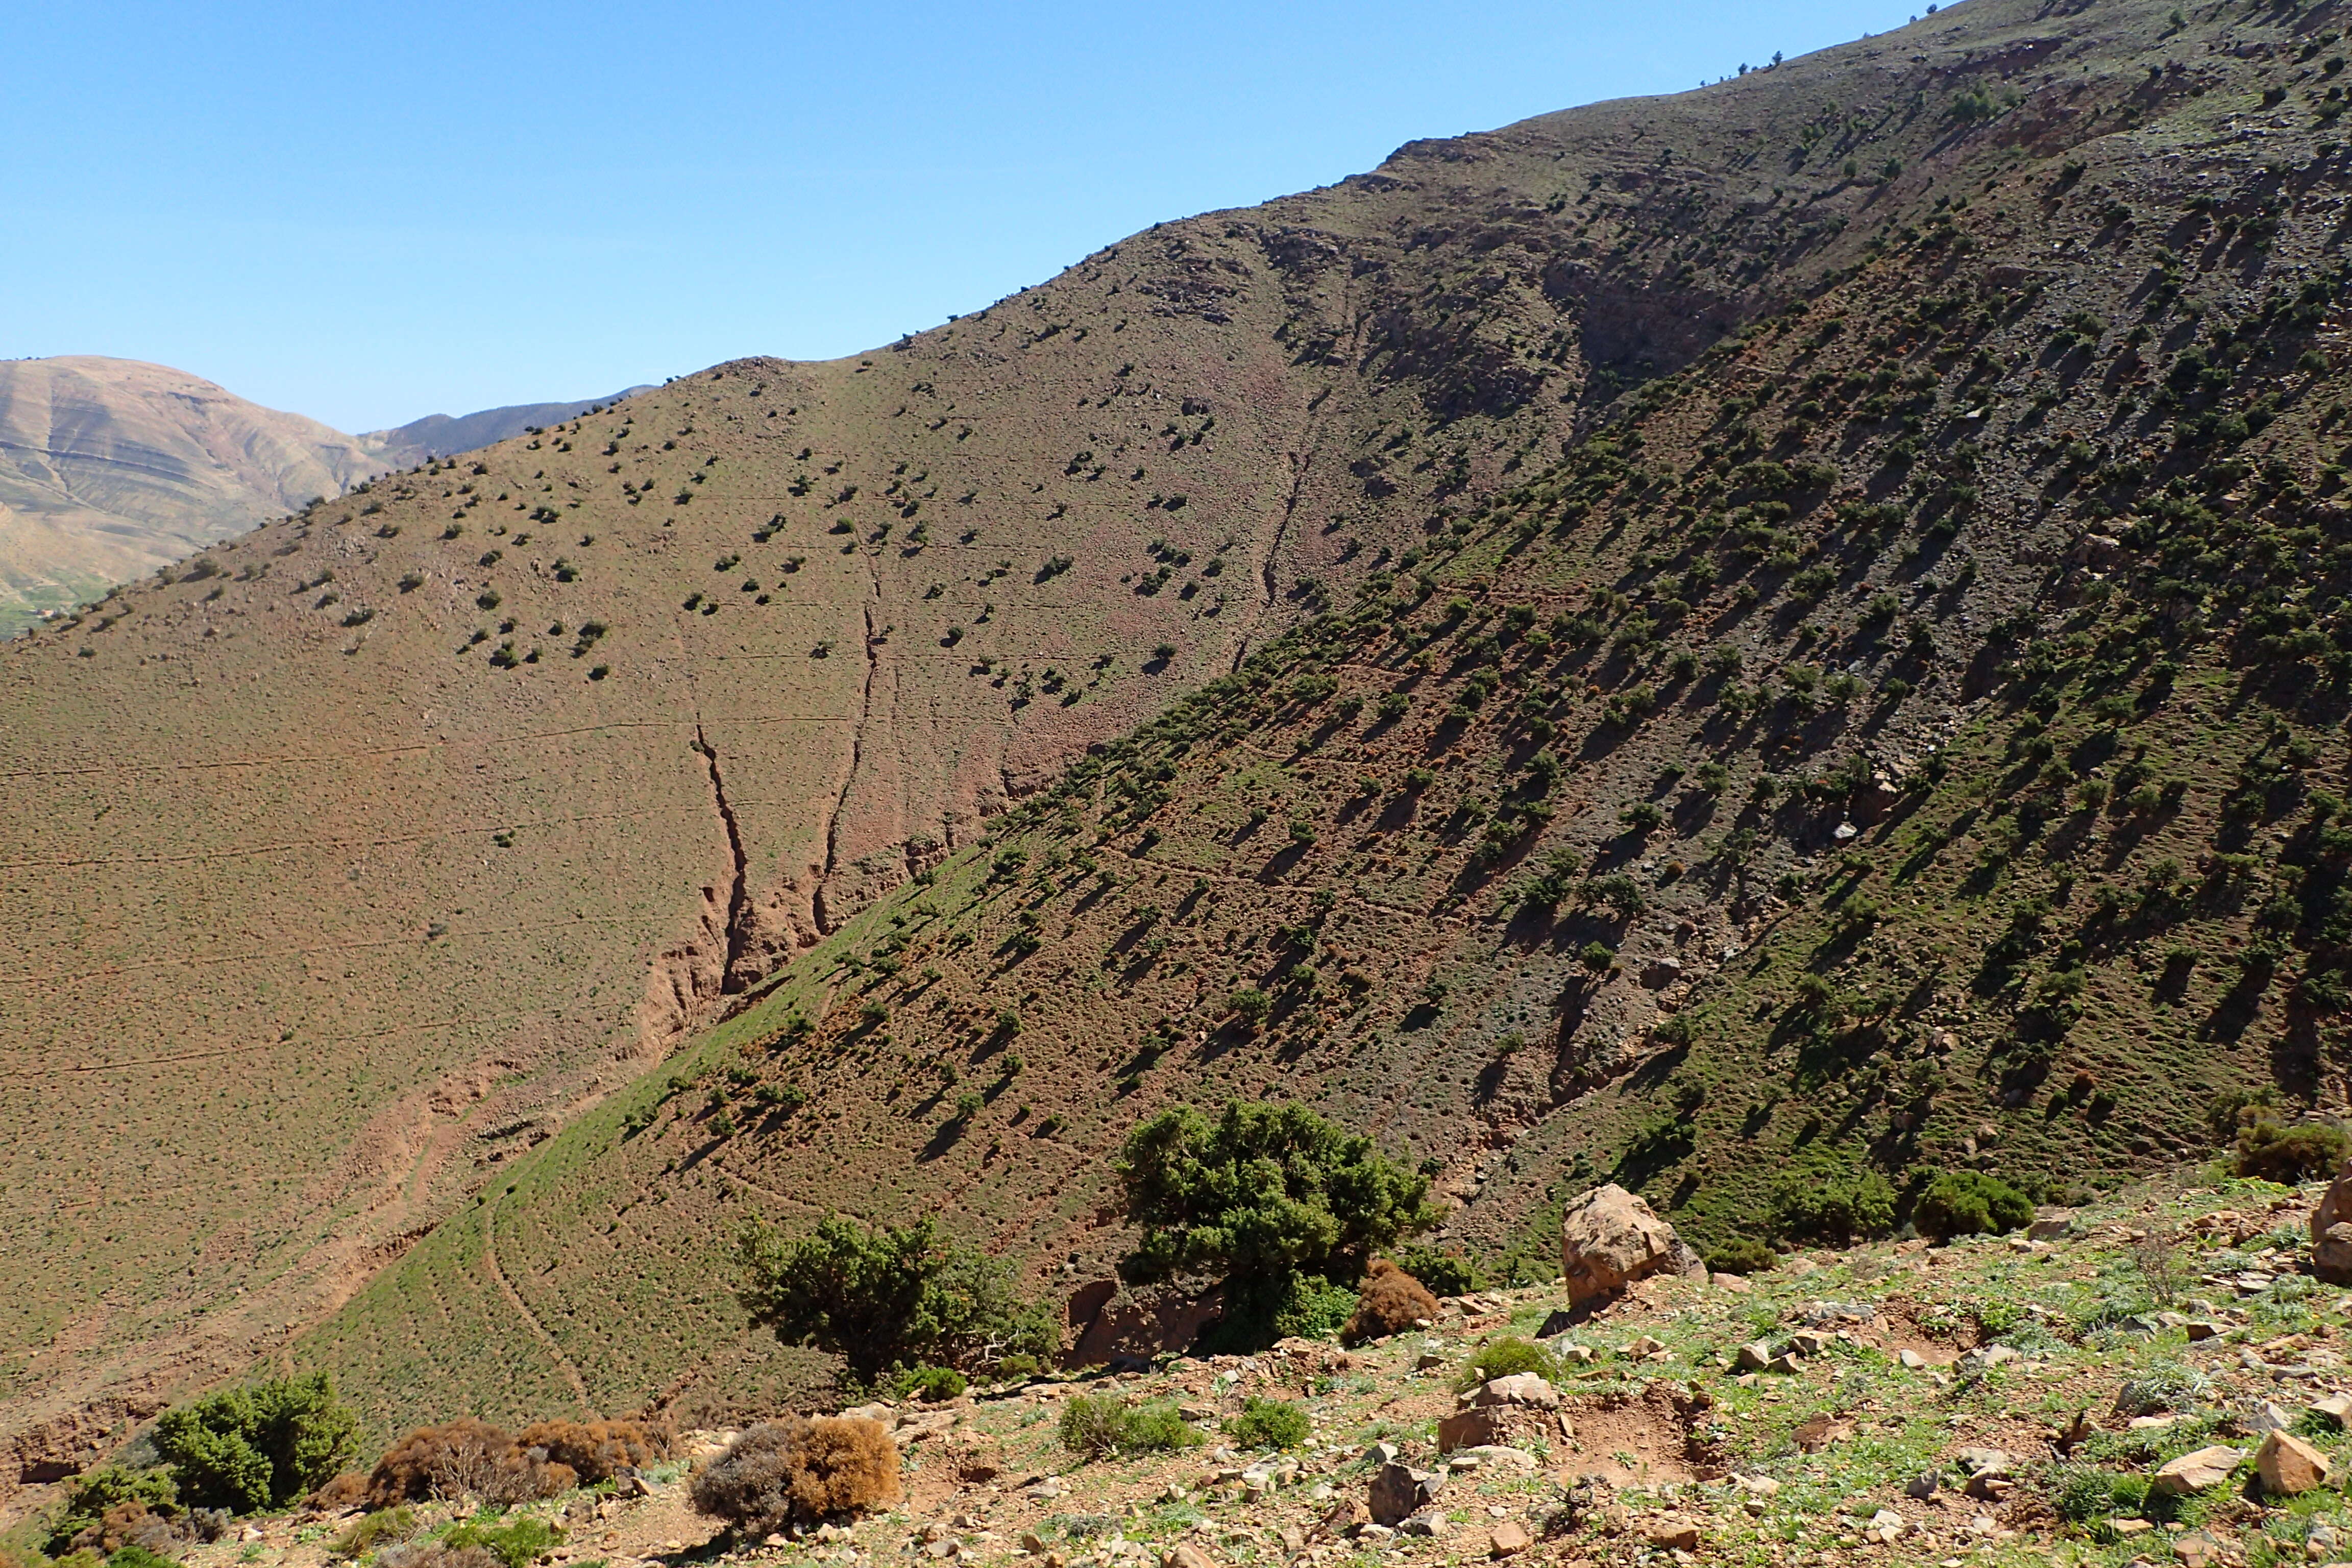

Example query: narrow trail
[479,1180,593,1414]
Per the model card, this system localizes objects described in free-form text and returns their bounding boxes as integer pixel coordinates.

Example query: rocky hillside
[14,0,2352,1496]
[0,358,388,638]
[281,0,2352,1439]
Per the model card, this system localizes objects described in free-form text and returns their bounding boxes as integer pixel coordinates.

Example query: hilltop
[358,392,656,471]
[11,0,2352,1503]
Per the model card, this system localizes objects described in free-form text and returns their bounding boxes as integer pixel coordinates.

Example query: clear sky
[5,1,1925,433]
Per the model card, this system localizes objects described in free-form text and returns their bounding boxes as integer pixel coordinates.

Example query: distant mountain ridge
[0,359,651,637]
[359,387,653,469]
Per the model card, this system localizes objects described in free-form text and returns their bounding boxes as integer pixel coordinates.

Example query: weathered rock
[1161,1546,1218,1568]
[1396,1513,1449,1538]
[2313,1173,2352,1284]
[2257,1430,2331,1496]
[1641,1516,1702,1552]
[1736,1339,1775,1371]
[2248,1401,2295,1433]
[2311,1391,2352,1428]
[1368,1463,1445,1527]
[1436,1410,1505,1453]
[1558,1184,1705,1307]
[1453,1445,1541,1474]
[1488,1522,1531,1558]
[1320,1497,1370,1536]
[1470,1374,1558,1408]
[2151,1445,2244,1496]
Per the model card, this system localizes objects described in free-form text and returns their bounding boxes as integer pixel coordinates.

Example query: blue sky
[6,1,1922,432]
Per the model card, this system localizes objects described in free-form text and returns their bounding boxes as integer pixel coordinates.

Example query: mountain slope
[0,358,389,638]
[284,0,2352,1442]
[358,390,655,470]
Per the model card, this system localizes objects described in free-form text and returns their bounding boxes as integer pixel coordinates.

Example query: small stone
[1736,1340,1775,1371]
[1414,1353,1446,1370]
[1021,1534,1052,1555]
[1766,1352,1804,1376]
[1789,1330,1831,1357]
[1354,1525,1393,1545]
[1866,1510,1904,1541]
[1488,1522,1531,1558]
[1321,1498,1370,1536]
[1397,1513,1449,1539]
[1899,1349,1929,1371]
[2310,1392,2352,1427]
[1731,1474,1780,1496]
[2172,1531,2220,1567]
[1278,1528,1305,1554]
[2248,1401,2296,1433]
[1904,1473,1939,1501]
[2151,1445,2245,1496]
[2257,1430,2332,1496]
[1472,1374,1559,1408]
[1622,1335,1665,1358]
[1640,1517,1702,1552]
[1362,1441,1403,1466]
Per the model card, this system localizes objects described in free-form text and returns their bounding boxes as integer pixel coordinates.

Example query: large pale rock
[1368,1463,1445,1527]
[2150,1445,2244,1496]
[2257,1430,2331,1496]
[1469,1374,1559,1408]
[2313,1172,2352,1284]
[1558,1184,1704,1307]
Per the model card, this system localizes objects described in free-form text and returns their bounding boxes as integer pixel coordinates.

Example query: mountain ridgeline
[8,0,2352,1477]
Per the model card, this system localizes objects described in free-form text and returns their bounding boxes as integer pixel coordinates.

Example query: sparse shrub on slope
[150,1373,359,1514]
[330,1506,417,1559]
[46,1469,180,1556]
[374,1545,501,1568]
[689,1418,900,1535]
[364,1419,575,1507]
[2230,1118,2349,1184]
[1115,1101,1436,1350]
[1386,1244,1486,1297]
[438,1516,563,1568]
[735,1214,1056,1386]
[1913,1171,2034,1241]
[1057,1398,1203,1461]
[1341,1258,1439,1345]
[1455,1337,1563,1390]
[512,1418,674,1483]
[1224,1397,1310,1451]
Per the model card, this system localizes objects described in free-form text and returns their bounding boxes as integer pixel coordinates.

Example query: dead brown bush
[365,1419,576,1507]
[514,1418,675,1483]
[1341,1258,1439,1345]
[310,1471,371,1511]
[689,1417,899,1534]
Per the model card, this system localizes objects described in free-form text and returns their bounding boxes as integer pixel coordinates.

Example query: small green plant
[1388,1244,1487,1296]
[332,1507,416,1558]
[442,1515,565,1568]
[1913,1170,2032,1241]
[1058,1398,1203,1460]
[1455,1337,1562,1390]
[1224,1398,1311,1451]
[895,1366,967,1402]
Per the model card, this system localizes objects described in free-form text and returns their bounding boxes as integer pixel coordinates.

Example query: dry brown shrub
[514,1418,675,1483]
[1341,1258,1439,1345]
[310,1471,371,1511]
[365,1419,576,1507]
[689,1417,899,1534]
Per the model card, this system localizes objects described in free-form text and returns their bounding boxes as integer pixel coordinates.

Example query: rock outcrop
[1558,1184,1704,1308]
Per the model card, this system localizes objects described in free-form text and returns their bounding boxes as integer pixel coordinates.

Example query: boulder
[1641,1516,1702,1552]
[1558,1184,1705,1308]
[2257,1430,2331,1496]
[2313,1173,2352,1285]
[2151,1446,2244,1496]
[1368,1463,1445,1527]
[1488,1522,1531,1558]
[1436,1410,1504,1453]
[2311,1391,2352,1428]
[1469,1374,1558,1408]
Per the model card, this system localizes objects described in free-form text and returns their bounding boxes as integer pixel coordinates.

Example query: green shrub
[1224,1398,1310,1451]
[1388,1245,1487,1297]
[1913,1171,2033,1241]
[333,1507,417,1558]
[152,1373,359,1514]
[106,1549,177,1568]
[1454,1337,1562,1390]
[737,1215,1056,1385]
[1268,1278,1358,1343]
[2232,1120,2349,1184]
[1057,1398,1203,1461]
[1703,1237,1778,1276]
[1115,1101,1434,1348]
[2052,1464,2150,1524]
[895,1366,967,1403]
[441,1516,564,1568]
[48,1469,179,1553]
[1771,1162,1895,1244]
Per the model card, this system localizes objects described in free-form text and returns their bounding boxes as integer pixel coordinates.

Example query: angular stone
[2314,1174,2352,1285]
[1736,1339,1775,1371]
[1161,1547,1218,1568]
[2150,1445,2245,1496]
[1320,1498,1370,1536]
[1488,1522,1531,1558]
[2257,1430,2331,1496]
[2248,1401,2295,1433]
[1437,1409,1504,1453]
[1471,1374,1559,1408]
[2310,1392,2352,1428]
[1368,1463,1445,1527]
[1558,1183,1705,1308]
[1640,1516,1701,1552]
[1396,1513,1449,1539]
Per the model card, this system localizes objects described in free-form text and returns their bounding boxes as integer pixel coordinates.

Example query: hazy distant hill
[0,357,387,638]
[359,388,653,469]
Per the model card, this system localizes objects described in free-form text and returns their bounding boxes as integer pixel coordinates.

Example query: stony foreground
[128,1175,2352,1568]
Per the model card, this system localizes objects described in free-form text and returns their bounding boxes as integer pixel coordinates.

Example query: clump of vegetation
[1224,1398,1311,1451]
[1913,1170,2034,1241]
[735,1214,1057,1385]
[1703,1237,1778,1275]
[437,1516,563,1568]
[1342,1258,1440,1345]
[893,1366,967,1402]
[2231,1117,2349,1184]
[45,1469,182,1557]
[330,1506,417,1559]
[1455,1336,1563,1390]
[1057,1398,1204,1461]
[690,1418,901,1534]
[151,1373,359,1514]
[1115,1101,1435,1348]
[364,1418,576,1507]
[513,1419,672,1483]
[1388,1244,1487,1296]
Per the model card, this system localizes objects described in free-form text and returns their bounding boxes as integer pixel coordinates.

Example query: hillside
[272,0,2352,1447]
[0,358,388,639]
[358,391,655,471]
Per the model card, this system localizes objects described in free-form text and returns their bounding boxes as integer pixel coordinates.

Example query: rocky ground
[148,1173,2352,1568]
